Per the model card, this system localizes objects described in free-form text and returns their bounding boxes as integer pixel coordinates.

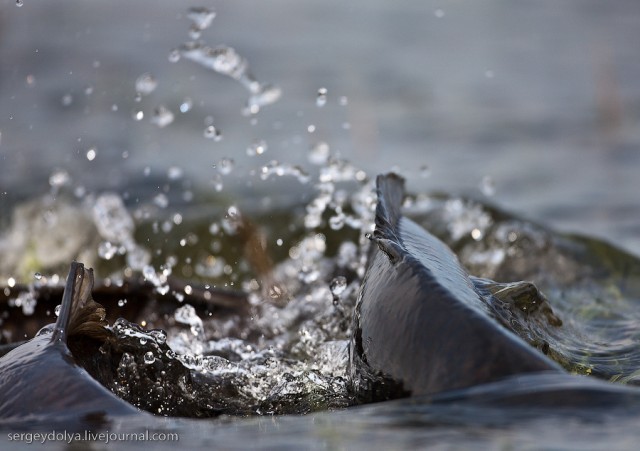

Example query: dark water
[1,1,640,449]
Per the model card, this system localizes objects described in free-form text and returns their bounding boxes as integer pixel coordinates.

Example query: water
[1,1,640,449]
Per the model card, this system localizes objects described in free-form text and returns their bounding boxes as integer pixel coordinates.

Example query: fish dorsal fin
[371,173,405,257]
[51,262,109,344]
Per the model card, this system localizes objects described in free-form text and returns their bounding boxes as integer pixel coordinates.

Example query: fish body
[350,174,562,402]
[0,262,140,426]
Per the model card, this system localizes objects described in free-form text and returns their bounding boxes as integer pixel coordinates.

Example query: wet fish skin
[0,262,140,426]
[350,174,562,403]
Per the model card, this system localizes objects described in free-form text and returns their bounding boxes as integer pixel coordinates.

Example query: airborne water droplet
[330,276,347,304]
[150,105,174,128]
[34,272,42,280]
[168,49,181,63]
[309,142,330,165]
[54,304,61,317]
[246,140,267,156]
[316,87,327,107]
[204,125,222,141]
[217,157,234,175]
[135,73,158,95]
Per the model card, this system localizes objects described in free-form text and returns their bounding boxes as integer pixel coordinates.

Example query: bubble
[150,105,174,128]
[135,73,158,95]
[316,87,327,107]
[151,330,167,345]
[144,352,156,364]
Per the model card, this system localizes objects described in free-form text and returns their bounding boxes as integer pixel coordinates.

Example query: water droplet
[174,304,204,337]
[54,304,61,317]
[339,95,348,106]
[168,48,181,63]
[144,351,155,364]
[118,299,127,307]
[98,241,118,260]
[34,272,42,280]
[480,175,496,196]
[211,174,223,192]
[245,85,281,115]
[217,157,234,175]
[246,140,267,156]
[151,330,167,345]
[132,110,144,121]
[330,276,347,299]
[86,147,97,161]
[61,94,73,107]
[204,125,222,141]
[16,0,23,7]
[135,73,158,95]
[139,337,148,345]
[150,105,174,128]
[49,169,71,189]
[309,142,330,165]
[187,6,216,32]
[316,87,327,107]
[167,166,183,180]
[434,9,445,18]
[179,97,193,113]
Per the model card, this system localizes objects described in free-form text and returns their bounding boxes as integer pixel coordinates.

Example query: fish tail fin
[51,261,109,344]
[373,173,406,242]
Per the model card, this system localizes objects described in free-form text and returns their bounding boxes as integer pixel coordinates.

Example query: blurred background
[1,0,639,255]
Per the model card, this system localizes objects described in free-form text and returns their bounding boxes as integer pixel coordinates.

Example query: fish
[349,173,640,409]
[0,262,141,427]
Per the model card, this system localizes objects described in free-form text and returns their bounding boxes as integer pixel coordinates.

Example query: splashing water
[176,7,281,115]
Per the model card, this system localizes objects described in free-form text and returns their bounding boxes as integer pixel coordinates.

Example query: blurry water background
[1,1,640,449]
[1,0,639,255]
